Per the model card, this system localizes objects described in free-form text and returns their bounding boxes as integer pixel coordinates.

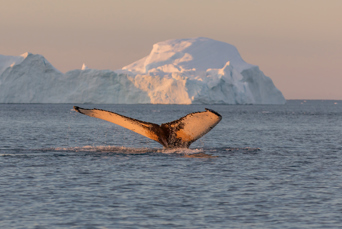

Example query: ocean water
[1,101,342,228]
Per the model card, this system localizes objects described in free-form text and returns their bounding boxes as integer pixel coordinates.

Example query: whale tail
[73,106,222,148]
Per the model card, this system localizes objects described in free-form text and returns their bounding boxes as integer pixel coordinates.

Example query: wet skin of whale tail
[73,106,222,149]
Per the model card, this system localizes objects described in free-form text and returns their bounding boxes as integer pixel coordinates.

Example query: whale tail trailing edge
[73,106,222,148]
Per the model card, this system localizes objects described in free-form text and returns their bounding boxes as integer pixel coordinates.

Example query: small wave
[224,147,261,152]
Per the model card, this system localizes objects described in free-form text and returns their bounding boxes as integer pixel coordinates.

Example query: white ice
[0,37,285,104]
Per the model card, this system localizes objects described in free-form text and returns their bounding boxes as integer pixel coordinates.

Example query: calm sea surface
[1,101,342,228]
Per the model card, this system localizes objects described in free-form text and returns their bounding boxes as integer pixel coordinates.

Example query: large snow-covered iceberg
[0,37,285,104]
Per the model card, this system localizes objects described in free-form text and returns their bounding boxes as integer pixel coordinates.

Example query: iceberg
[0,37,285,104]
[0,53,149,103]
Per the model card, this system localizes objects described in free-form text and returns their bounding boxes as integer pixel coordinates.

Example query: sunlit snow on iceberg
[0,37,285,104]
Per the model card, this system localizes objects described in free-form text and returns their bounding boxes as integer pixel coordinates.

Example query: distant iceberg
[0,37,286,104]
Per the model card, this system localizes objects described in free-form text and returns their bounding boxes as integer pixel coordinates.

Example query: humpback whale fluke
[73,106,222,148]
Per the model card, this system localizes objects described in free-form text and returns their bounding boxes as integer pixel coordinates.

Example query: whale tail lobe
[73,106,221,148]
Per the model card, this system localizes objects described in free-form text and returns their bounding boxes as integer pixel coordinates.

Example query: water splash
[39,145,206,155]
[1,145,259,157]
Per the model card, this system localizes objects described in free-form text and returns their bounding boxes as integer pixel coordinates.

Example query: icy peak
[123,37,254,74]
[81,63,88,70]
[20,52,32,58]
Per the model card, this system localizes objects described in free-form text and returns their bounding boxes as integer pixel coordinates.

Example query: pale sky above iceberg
[0,0,341,100]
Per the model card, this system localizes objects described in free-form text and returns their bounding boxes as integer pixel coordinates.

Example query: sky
[0,0,341,100]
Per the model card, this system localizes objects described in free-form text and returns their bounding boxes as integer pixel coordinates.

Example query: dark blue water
[1,101,342,228]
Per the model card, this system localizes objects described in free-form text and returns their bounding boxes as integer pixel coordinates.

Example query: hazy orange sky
[1,0,341,100]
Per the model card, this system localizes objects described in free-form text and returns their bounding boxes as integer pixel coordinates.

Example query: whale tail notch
[73,106,222,148]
